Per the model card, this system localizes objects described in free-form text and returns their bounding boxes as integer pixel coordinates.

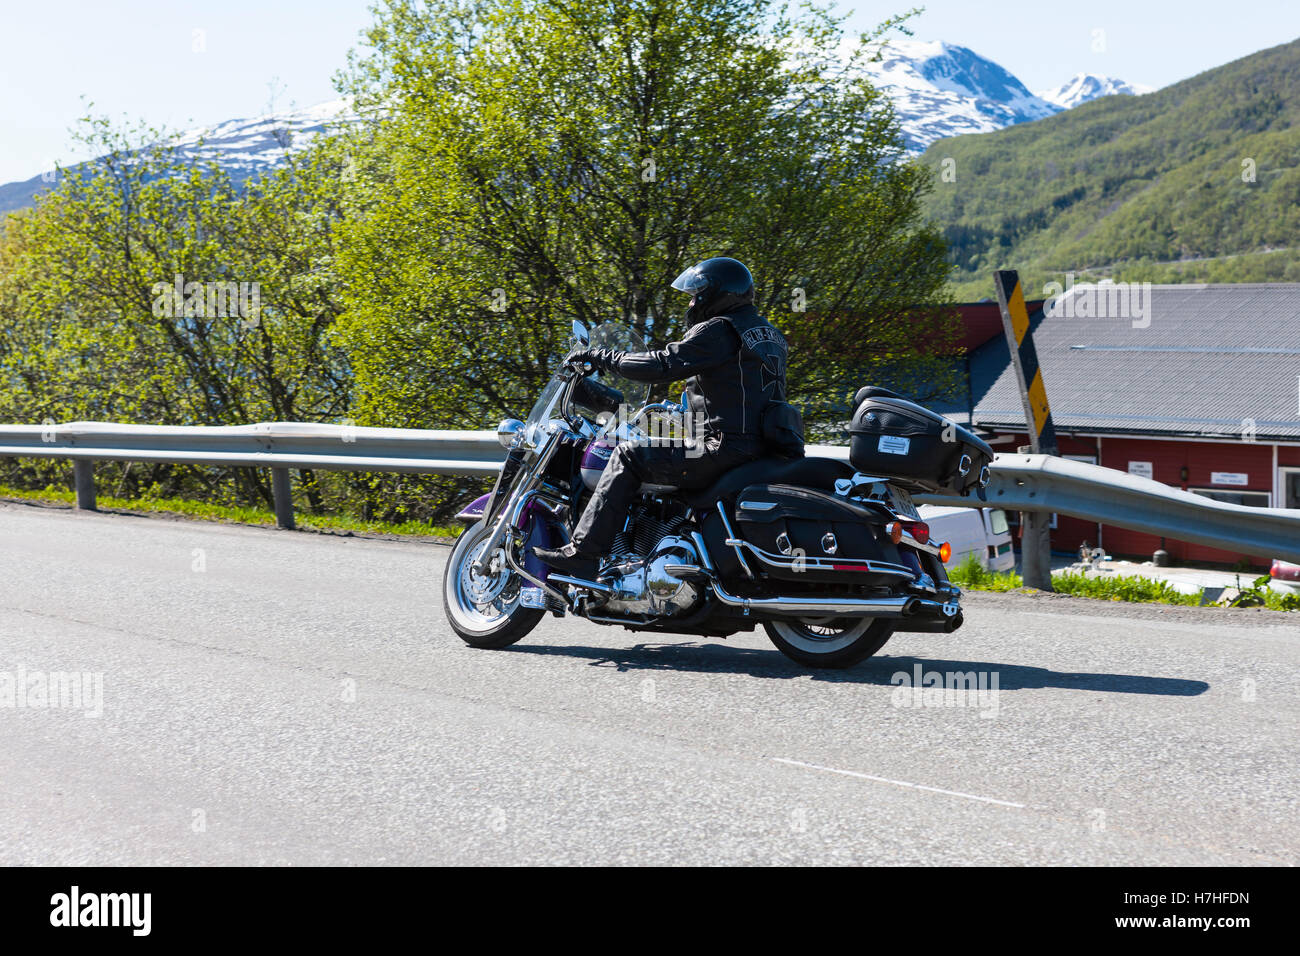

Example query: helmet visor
[670,265,710,295]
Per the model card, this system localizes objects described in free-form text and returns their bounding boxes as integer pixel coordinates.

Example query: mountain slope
[921,38,1300,299]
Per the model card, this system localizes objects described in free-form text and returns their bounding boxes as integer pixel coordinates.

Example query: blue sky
[2,0,1297,183]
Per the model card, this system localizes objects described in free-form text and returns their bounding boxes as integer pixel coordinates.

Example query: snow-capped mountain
[168,98,356,179]
[1036,73,1154,109]
[0,99,357,215]
[0,46,1152,212]
[860,39,1061,151]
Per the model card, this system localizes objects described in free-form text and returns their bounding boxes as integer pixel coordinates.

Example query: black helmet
[672,257,754,325]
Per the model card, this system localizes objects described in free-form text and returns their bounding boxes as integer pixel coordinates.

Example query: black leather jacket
[584,304,789,442]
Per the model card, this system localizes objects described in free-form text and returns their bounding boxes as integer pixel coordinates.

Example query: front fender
[455,493,492,523]
[455,492,556,584]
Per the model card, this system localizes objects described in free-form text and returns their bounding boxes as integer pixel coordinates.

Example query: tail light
[938,541,952,563]
[1272,560,1300,581]
[905,520,930,544]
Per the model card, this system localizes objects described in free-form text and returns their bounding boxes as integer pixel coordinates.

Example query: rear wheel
[443,518,545,649]
[764,616,894,669]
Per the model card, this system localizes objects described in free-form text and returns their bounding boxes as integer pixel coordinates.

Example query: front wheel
[442,518,544,648]
[764,616,894,669]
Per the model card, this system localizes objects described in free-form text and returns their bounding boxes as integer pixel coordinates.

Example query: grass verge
[947,555,1299,611]
[0,483,464,539]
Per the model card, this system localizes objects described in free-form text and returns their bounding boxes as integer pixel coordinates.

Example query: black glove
[568,348,615,373]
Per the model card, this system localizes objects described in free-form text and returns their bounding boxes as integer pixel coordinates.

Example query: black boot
[533,543,599,577]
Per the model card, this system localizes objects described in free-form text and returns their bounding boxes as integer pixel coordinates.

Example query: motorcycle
[442,320,994,668]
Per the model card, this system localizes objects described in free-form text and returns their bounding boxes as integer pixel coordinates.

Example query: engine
[596,508,702,617]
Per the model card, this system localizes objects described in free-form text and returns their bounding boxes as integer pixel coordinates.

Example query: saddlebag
[729,483,910,585]
[848,387,993,496]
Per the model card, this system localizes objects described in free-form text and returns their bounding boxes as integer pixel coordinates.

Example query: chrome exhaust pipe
[693,530,934,620]
[895,612,964,634]
[711,579,919,618]
[894,597,964,633]
[910,597,961,618]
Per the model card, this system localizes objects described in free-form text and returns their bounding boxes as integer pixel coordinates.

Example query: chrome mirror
[496,418,525,448]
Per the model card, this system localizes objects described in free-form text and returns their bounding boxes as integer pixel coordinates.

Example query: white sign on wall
[1211,472,1249,486]
[1128,461,1153,479]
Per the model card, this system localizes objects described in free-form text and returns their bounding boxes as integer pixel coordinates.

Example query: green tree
[0,118,352,507]
[336,0,958,438]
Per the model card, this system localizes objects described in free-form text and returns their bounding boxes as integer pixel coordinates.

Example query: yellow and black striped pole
[994,270,1059,457]
[994,269,1057,590]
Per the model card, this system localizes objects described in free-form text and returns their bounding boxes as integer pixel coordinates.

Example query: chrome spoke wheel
[451,533,520,630]
[770,617,872,654]
[457,538,518,621]
[443,518,544,648]
[764,615,895,669]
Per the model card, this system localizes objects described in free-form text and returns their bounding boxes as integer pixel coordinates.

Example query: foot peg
[547,574,613,596]
[532,544,599,577]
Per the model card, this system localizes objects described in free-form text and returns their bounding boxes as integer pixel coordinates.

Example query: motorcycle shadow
[503,643,1209,696]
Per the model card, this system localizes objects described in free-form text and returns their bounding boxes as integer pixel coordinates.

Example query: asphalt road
[1,500,1297,865]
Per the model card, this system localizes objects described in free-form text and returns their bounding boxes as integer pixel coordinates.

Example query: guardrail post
[1021,512,1053,590]
[73,460,97,511]
[1016,444,1053,591]
[270,467,295,530]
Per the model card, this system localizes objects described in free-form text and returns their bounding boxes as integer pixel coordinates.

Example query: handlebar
[556,353,672,433]
[627,401,684,428]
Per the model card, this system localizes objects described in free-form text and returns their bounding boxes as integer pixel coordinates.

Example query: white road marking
[772,757,1026,808]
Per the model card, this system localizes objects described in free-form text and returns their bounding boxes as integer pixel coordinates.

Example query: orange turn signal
[886,521,903,545]
[938,541,952,564]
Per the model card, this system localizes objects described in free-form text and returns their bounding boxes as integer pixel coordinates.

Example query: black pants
[570,433,763,553]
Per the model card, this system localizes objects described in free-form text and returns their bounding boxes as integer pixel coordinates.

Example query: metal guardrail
[2,422,1298,562]
[912,453,1300,565]
[0,421,506,473]
[0,421,505,530]
[814,445,1300,564]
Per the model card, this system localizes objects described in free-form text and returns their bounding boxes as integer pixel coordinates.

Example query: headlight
[496,418,525,448]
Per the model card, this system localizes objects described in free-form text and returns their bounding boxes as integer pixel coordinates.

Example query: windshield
[525,322,650,427]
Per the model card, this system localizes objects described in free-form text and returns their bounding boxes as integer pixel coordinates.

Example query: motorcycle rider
[535,257,795,576]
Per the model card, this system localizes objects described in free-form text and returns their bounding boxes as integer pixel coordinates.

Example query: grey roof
[970,283,1300,441]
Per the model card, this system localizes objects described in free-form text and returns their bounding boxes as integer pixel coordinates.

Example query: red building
[950,284,1300,567]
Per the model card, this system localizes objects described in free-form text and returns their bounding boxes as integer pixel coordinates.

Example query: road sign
[994,270,1059,456]
[995,269,1058,590]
